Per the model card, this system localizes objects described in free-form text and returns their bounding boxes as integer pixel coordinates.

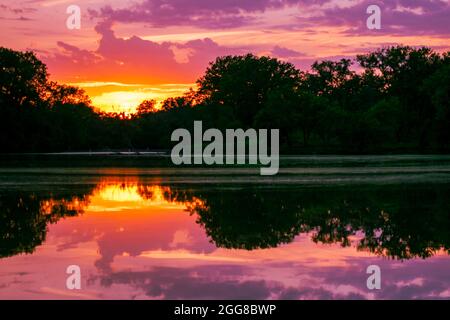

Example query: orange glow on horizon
[68,82,194,114]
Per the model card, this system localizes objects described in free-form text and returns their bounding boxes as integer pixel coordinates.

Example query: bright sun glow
[91,91,153,114]
[72,82,195,114]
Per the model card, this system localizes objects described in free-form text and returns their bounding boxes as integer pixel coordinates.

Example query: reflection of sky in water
[0,179,449,300]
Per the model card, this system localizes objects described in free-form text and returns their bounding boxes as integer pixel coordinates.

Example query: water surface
[0,156,449,299]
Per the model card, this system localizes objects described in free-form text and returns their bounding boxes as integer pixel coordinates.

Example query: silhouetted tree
[197,54,301,128]
[136,99,157,116]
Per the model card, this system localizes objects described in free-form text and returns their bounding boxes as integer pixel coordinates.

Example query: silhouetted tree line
[1,45,450,153]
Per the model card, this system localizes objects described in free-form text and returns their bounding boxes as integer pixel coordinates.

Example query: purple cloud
[88,0,326,29]
[271,45,306,58]
[304,0,450,36]
[91,256,450,299]
[87,0,450,35]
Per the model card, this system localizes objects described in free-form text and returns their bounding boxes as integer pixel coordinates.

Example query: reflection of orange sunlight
[40,197,89,215]
[98,184,146,202]
[139,249,248,262]
[87,181,203,212]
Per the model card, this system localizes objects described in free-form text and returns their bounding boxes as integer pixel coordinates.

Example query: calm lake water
[0,155,449,299]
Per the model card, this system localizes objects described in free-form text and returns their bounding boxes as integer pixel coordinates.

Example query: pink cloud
[43,21,244,83]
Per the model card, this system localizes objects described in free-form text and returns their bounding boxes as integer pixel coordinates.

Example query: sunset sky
[1,0,449,113]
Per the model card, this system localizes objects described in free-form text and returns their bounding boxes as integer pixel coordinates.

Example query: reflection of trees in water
[0,188,94,258]
[189,190,303,250]
[137,184,193,203]
[136,184,205,210]
[1,182,449,260]
[179,185,450,260]
[301,186,450,259]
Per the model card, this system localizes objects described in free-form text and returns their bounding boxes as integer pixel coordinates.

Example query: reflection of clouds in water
[89,257,450,299]
[92,266,280,300]
[169,230,194,248]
